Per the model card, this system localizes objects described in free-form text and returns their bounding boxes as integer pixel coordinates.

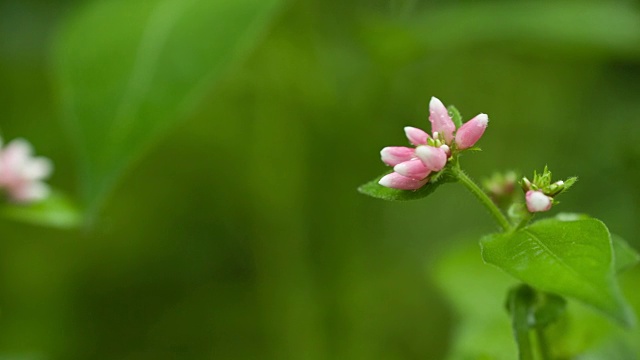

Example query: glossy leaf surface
[481,218,635,327]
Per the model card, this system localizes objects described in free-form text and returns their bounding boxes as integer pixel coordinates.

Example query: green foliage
[436,243,640,360]
[505,284,566,359]
[53,0,283,220]
[481,218,635,327]
[612,235,640,274]
[448,105,463,128]
[433,243,518,360]
[554,213,640,273]
[358,172,455,201]
[0,191,81,229]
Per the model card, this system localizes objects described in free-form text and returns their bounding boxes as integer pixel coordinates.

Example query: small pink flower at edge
[455,113,488,150]
[525,190,552,212]
[378,172,428,190]
[0,138,53,204]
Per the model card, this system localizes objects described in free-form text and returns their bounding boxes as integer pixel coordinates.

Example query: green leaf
[447,105,463,128]
[358,171,454,201]
[612,235,640,274]
[555,213,639,274]
[54,0,283,221]
[480,218,636,327]
[0,191,82,229]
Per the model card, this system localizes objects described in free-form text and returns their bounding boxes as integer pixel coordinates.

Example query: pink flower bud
[415,145,447,172]
[379,172,428,190]
[404,126,429,146]
[380,146,415,166]
[429,97,455,144]
[526,190,552,212]
[455,113,488,150]
[393,159,431,180]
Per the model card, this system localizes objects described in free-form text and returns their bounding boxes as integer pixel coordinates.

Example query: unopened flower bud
[379,172,428,190]
[393,159,431,180]
[526,190,552,213]
[429,97,455,144]
[547,180,566,196]
[521,177,532,192]
[454,114,488,150]
[404,127,429,146]
[380,146,414,166]
[415,145,447,172]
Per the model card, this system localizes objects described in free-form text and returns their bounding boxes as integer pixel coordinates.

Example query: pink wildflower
[455,114,488,150]
[378,97,489,190]
[0,138,53,203]
[525,190,552,212]
[380,146,415,166]
[429,97,456,144]
[379,172,428,190]
[404,127,429,146]
[415,145,447,172]
[394,159,430,180]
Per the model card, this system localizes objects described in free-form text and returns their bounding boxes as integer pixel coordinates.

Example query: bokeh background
[1,0,640,359]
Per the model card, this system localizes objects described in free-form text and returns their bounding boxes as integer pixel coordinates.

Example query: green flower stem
[535,327,551,360]
[516,212,534,231]
[451,166,512,232]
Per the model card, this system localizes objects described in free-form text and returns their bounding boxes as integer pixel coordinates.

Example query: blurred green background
[1,0,640,358]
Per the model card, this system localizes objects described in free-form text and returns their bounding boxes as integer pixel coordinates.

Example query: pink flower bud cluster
[0,138,53,203]
[379,97,488,190]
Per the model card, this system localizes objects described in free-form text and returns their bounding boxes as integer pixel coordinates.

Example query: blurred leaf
[1,191,81,229]
[54,0,283,221]
[364,2,640,63]
[505,285,535,359]
[447,105,462,128]
[433,241,518,360]
[358,171,454,201]
[505,284,566,359]
[481,218,635,327]
[612,234,640,274]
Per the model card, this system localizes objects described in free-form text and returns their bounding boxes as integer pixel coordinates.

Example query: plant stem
[515,212,534,231]
[535,327,551,360]
[451,166,511,231]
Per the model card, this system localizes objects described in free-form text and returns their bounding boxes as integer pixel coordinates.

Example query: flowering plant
[359,97,638,359]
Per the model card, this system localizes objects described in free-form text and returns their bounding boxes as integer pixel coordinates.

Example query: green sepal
[448,105,463,128]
